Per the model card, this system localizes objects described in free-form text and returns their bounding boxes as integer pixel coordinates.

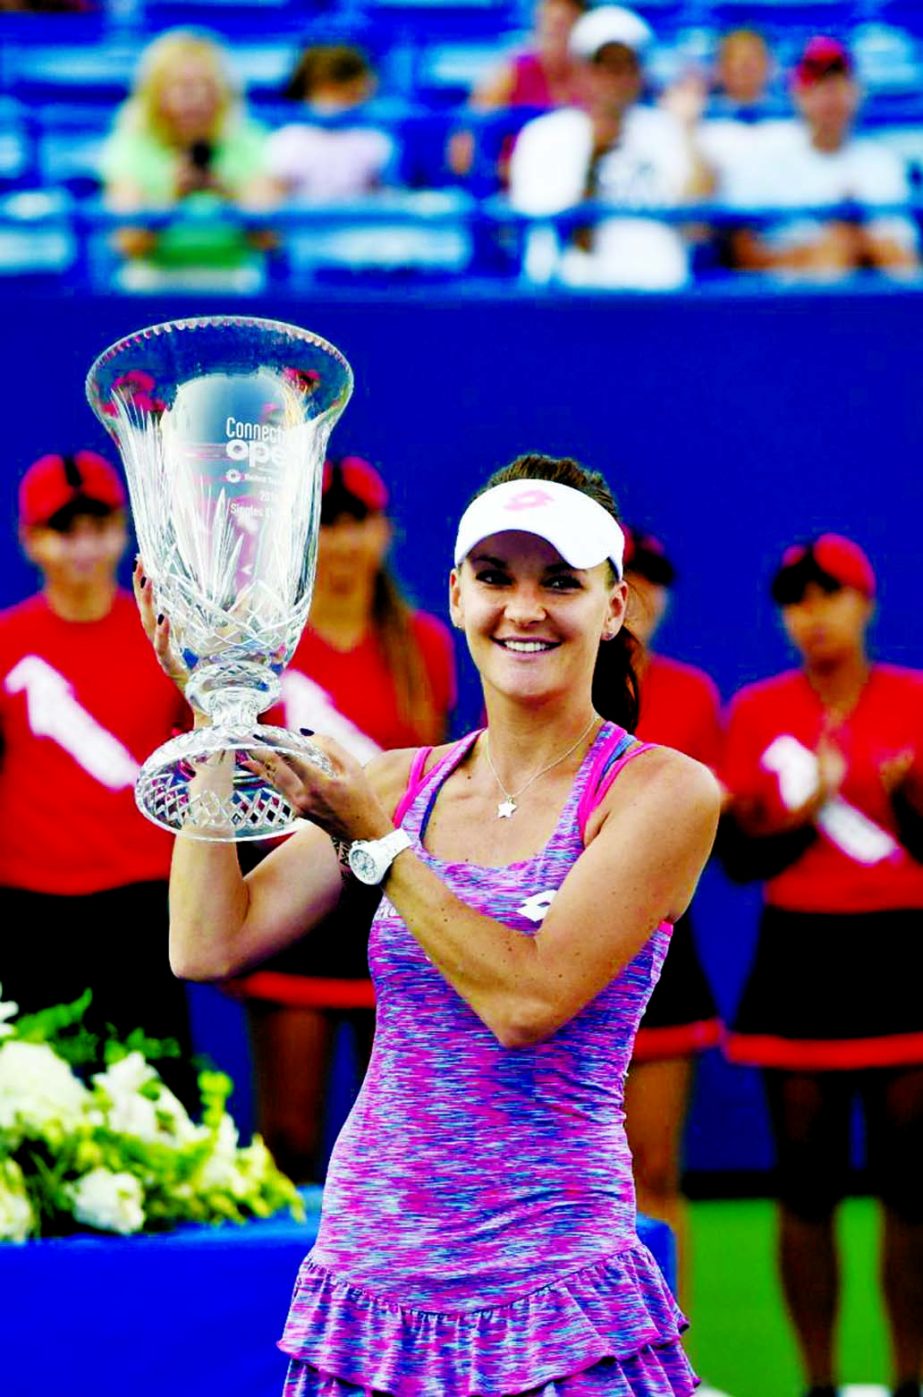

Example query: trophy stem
[186,662,281,727]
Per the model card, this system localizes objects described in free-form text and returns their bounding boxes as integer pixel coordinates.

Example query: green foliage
[0,989,302,1240]
[13,990,99,1066]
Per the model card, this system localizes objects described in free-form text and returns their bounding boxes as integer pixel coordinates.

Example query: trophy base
[135,725,333,842]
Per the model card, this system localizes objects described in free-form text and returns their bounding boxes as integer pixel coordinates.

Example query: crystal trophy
[86,315,353,840]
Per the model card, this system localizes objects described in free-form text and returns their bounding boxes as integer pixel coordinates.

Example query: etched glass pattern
[87,316,353,840]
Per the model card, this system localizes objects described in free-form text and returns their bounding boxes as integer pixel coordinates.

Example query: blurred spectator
[720,534,923,1397]
[509,5,714,289]
[595,526,722,1304]
[448,0,588,183]
[232,457,456,1183]
[712,28,774,118]
[724,37,920,277]
[266,45,397,202]
[697,29,781,189]
[100,29,275,277]
[0,451,196,1106]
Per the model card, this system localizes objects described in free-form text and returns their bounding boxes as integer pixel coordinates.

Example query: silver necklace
[484,715,601,819]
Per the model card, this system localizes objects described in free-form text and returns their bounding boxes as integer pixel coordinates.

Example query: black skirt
[725,904,923,1070]
[0,881,197,1104]
[632,911,721,1062]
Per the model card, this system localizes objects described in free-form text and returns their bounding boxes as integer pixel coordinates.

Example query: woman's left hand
[247,735,393,845]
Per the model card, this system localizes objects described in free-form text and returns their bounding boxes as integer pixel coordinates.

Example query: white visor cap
[454,479,625,577]
[569,5,653,60]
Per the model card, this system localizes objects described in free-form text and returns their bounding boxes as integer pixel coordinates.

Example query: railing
[2,187,920,290]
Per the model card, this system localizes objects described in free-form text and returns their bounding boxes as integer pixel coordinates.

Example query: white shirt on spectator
[720,119,918,253]
[509,105,693,289]
[267,122,395,201]
[698,116,789,191]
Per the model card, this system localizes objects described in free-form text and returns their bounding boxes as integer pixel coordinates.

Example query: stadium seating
[0,0,921,288]
[0,188,76,279]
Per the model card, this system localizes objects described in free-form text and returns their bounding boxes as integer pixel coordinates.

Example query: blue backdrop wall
[3,281,922,1177]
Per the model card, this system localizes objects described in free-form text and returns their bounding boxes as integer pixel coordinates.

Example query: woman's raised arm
[168,816,343,982]
[168,743,420,982]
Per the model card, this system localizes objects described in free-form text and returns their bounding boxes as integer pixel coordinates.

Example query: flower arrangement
[0,987,303,1240]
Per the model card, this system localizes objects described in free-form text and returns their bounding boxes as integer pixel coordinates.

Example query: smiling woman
[457,456,641,734]
[140,450,720,1396]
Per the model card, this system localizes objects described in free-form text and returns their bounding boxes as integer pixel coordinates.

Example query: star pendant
[497,798,517,819]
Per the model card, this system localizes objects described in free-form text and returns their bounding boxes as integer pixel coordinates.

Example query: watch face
[349,846,380,884]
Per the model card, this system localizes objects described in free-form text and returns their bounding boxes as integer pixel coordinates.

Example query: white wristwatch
[347,828,412,886]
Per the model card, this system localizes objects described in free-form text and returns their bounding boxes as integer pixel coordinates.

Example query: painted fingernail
[299,727,314,736]
[140,575,147,587]
[156,613,164,625]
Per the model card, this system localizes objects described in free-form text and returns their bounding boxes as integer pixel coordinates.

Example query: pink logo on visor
[504,488,554,512]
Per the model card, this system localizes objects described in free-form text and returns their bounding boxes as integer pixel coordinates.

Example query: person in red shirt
[0,451,195,1100]
[594,526,721,1298]
[721,534,923,1397]
[234,457,457,1182]
[447,0,588,185]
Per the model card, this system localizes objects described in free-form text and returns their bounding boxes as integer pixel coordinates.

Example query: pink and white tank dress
[280,722,697,1396]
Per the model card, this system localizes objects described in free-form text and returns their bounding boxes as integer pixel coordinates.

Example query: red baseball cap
[322,456,389,515]
[19,451,126,528]
[794,36,853,88]
[623,525,676,586]
[773,533,876,603]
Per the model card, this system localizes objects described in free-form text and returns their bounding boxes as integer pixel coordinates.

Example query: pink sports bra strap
[392,747,433,827]
[392,732,483,827]
[577,729,653,842]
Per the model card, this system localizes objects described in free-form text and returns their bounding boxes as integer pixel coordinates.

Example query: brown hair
[371,571,443,743]
[475,453,640,731]
[284,45,375,102]
[322,470,446,744]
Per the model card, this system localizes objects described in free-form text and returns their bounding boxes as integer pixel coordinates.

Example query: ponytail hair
[477,454,640,731]
[372,567,444,745]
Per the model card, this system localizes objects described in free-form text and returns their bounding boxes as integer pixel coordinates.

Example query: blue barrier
[0,1188,675,1397]
[2,281,921,1179]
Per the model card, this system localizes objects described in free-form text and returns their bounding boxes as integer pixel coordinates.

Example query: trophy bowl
[86,315,353,841]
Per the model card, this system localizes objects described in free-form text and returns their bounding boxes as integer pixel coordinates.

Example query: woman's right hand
[133,558,195,703]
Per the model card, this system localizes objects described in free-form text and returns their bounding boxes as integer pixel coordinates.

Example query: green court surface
[686,1197,890,1397]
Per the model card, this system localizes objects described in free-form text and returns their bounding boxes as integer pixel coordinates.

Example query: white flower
[0,1041,89,1137]
[0,986,18,1039]
[69,1168,145,1235]
[0,1160,35,1242]
[198,1113,248,1195]
[97,1089,161,1143]
[151,1084,199,1145]
[213,1112,240,1158]
[93,1051,156,1098]
[237,1135,276,1182]
[92,1052,198,1145]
